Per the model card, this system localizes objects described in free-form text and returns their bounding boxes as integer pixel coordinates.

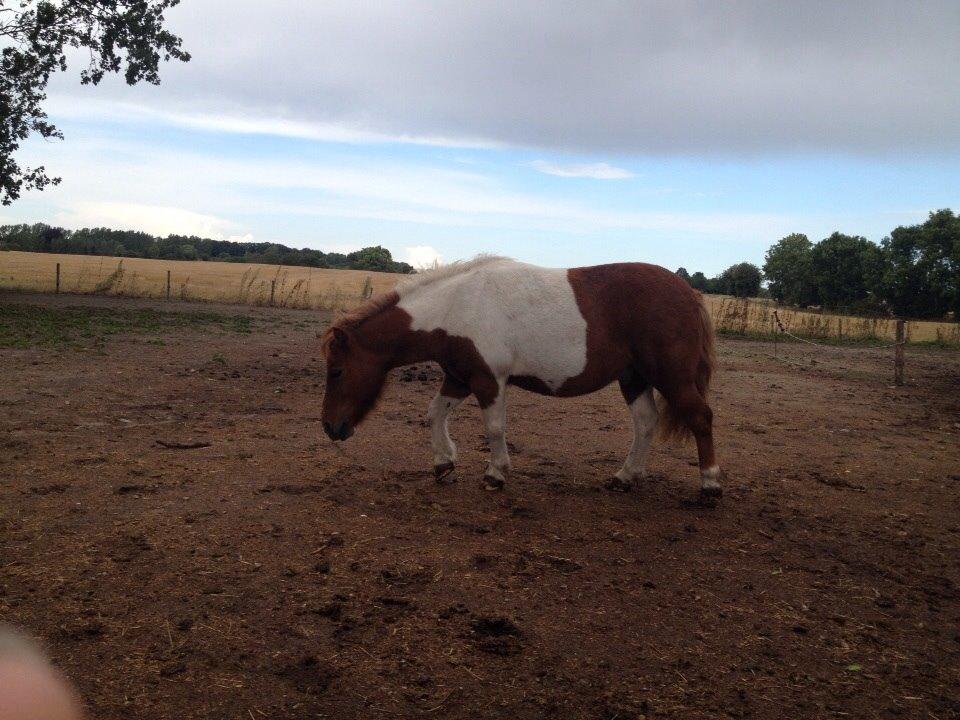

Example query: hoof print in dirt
[604,476,633,493]
[681,491,720,509]
[438,602,470,620]
[470,616,523,656]
[434,462,456,484]
[276,655,338,695]
[700,484,723,499]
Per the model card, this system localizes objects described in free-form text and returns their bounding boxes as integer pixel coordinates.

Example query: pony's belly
[507,367,613,398]
[507,374,556,395]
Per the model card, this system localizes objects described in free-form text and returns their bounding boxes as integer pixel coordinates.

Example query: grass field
[2,250,958,346]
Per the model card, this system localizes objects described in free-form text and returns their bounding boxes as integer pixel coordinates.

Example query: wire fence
[766,310,906,385]
[706,295,960,347]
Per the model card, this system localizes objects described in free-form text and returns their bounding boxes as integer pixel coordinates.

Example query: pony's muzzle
[323,420,354,441]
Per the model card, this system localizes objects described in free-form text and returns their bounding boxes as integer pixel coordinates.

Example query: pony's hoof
[482,475,505,491]
[434,462,456,484]
[605,476,633,493]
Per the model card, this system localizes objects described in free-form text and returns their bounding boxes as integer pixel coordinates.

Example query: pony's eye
[329,368,343,380]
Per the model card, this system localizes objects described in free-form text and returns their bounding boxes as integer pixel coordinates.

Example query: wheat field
[2,250,958,346]
[0,251,399,310]
[704,295,960,346]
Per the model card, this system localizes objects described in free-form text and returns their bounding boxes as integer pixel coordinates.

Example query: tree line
[0,223,414,274]
[676,209,959,320]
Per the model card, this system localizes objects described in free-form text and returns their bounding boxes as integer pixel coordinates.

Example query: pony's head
[320,324,390,441]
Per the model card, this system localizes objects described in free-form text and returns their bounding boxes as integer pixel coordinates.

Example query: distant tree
[675,267,692,285]
[809,232,884,310]
[348,246,410,272]
[719,262,762,298]
[763,233,816,306]
[689,271,708,292]
[879,209,960,318]
[0,222,416,273]
[1,1,190,205]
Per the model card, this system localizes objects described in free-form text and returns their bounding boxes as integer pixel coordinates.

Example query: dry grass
[0,251,400,310]
[704,295,960,346]
[2,250,958,345]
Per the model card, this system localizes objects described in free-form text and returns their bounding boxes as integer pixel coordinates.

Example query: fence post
[270,280,276,306]
[837,317,842,342]
[772,314,778,358]
[55,263,60,294]
[894,319,905,386]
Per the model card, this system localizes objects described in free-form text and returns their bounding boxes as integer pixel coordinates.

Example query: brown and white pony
[321,256,721,497]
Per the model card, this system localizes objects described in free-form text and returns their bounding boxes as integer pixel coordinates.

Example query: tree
[0,222,418,273]
[686,271,706,292]
[879,209,960,319]
[348,246,400,272]
[763,233,816,306]
[1,1,190,205]
[675,267,691,285]
[719,262,762,298]
[809,232,884,310]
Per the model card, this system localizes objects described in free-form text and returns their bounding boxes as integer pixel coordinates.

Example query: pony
[320,256,722,497]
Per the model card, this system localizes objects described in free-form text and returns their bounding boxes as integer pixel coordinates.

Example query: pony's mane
[395,254,510,296]
[321,292,400,355]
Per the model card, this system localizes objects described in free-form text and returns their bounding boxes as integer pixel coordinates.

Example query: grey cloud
[57,1,960,155]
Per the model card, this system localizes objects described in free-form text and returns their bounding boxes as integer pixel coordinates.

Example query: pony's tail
[657,294,715,442]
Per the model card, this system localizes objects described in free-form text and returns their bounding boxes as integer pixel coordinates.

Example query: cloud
[225,233,255,243]
[530,161,634,180]
[404,245,443,268]
[54,202,235,238]
[47,0,960,155]
[44,97,500,150]
[317,242,365,254]
[18,137,792,240]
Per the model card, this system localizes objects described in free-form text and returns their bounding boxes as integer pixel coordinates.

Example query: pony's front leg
[428,376,467,481]
[479,380,510,490]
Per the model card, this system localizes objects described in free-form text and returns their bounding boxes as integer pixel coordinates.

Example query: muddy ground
[1,292,959,720]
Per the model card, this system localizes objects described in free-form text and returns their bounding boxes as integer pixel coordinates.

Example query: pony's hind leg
[608,375,658,492]
[662,382,722,499]
[428,375,469,482]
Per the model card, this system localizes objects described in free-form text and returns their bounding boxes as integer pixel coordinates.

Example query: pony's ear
[330,326,350,349]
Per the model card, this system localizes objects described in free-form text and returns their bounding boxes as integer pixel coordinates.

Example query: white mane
[396,255,511,297]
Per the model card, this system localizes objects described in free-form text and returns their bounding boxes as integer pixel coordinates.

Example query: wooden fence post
[270,280,276,306]
[894,319,905,386]
[55,263,60,294]
[837,317,843,342]
[166,270,171,301]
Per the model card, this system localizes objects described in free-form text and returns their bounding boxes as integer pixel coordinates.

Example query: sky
[5,0,960,275]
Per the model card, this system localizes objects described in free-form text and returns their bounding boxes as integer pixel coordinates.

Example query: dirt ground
[2,292,959,720]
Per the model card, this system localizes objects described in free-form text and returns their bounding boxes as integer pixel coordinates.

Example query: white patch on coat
[427,391,464,466]
[397,257,588,389]
[615,388,658,482]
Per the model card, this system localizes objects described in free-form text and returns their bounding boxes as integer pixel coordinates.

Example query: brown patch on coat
[564,263,717,468]
[320,295,499,432]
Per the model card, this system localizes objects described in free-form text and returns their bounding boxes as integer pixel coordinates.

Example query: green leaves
[0,1,190,205]
[762,211,959,319]
[763,233,815,306]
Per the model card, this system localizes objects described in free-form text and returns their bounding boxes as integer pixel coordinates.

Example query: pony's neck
[354,304,434,368]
